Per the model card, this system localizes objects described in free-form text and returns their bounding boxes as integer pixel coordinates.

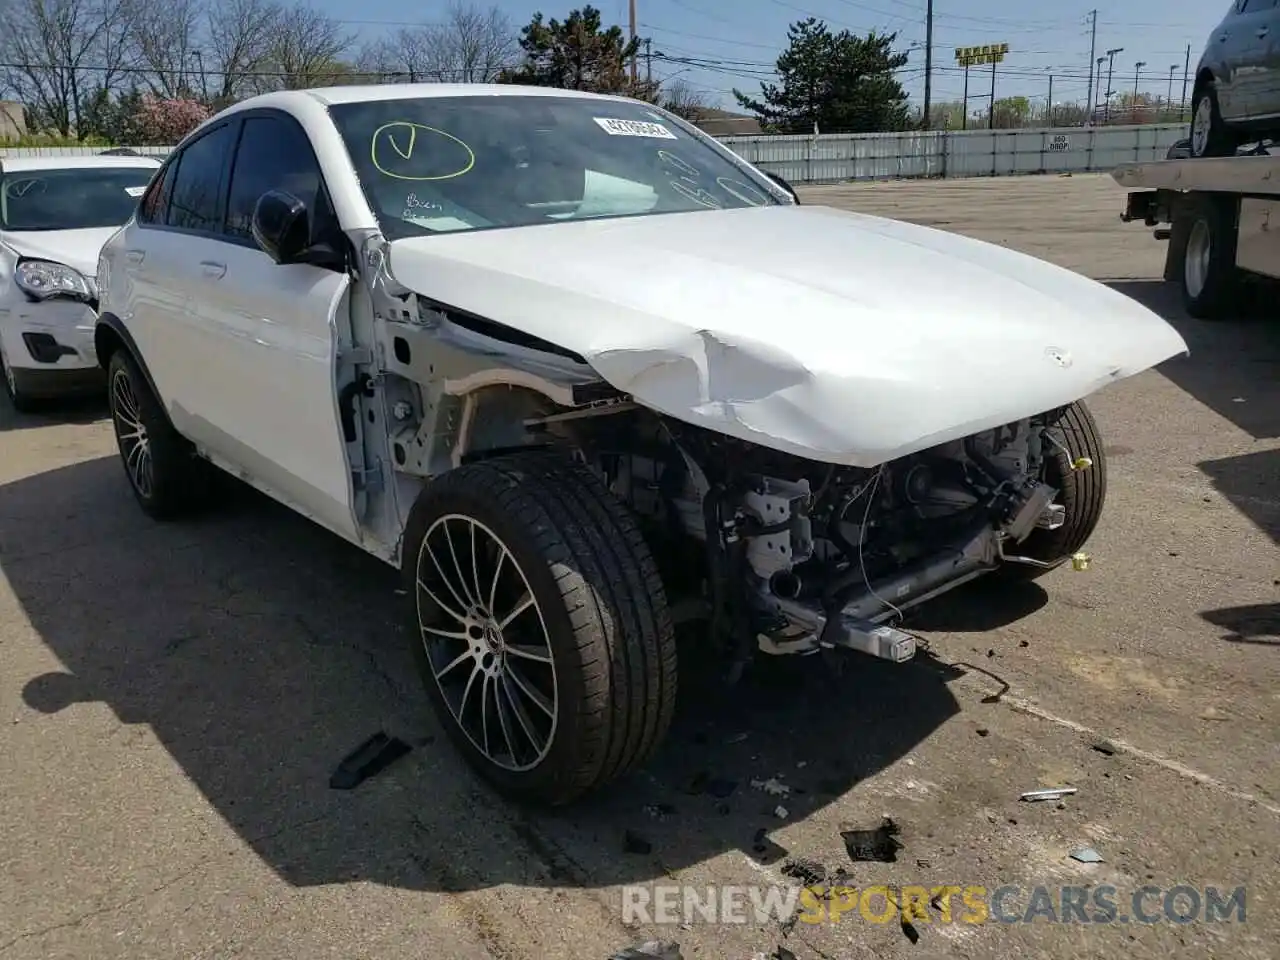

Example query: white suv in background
[0,153,161,410]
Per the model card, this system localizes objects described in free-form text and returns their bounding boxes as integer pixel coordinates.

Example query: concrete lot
[1,173,1276,960]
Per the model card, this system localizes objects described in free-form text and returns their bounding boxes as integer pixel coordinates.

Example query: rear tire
[402,451,678,806]
[106,350,218,519]
[999,401,1107,581]
[1190,84,1236,158]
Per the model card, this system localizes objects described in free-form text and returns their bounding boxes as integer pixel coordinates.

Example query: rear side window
[139,160,177,224]
[166,122,237,234]
[225,114,328,243]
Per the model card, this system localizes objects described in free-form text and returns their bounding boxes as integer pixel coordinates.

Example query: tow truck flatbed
[1114,156,1280,319]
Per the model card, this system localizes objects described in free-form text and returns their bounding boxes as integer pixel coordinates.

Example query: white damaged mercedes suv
[93,84,1188,805]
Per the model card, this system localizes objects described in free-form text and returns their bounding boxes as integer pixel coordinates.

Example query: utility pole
[1047,74,1054,126]
[1181,43,1191,121]
[645,38,652,86]
[1104,47,1123,122]
[961,63,969,130]
[922,0,934,130]
[1134,60,1146,121]
[988,56,997,129]
[629,0,638,85]
[1084,10,1098,121]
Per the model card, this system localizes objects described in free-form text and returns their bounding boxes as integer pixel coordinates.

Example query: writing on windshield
[0,168,157,231]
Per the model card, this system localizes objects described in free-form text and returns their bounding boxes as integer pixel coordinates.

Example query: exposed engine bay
[530,402,1070,670]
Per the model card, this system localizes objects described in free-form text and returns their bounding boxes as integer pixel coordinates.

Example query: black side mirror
[252,189,311,264]
[765,171,800,204]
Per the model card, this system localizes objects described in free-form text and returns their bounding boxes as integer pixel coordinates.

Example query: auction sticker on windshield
[594,117,678,139]
[125,186,147,197]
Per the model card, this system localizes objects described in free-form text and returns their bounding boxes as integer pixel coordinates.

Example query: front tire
[1000,401,1107,581]
[0,341,38,413]
[106,350,217,519]
[402,451,678,806]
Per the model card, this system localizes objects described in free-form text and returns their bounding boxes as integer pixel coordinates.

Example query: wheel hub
[1192,97,1211,155]
[466,610,507,677]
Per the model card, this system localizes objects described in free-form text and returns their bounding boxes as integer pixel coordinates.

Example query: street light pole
[1104,47,1123,122]
[1133,60,1146,121]
[1094,57,1105,123]
[1167,64,1177,118]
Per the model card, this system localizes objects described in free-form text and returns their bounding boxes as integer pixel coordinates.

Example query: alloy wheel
[415,514,559,772]
[1185,217,1212,300]
[1191,96,1212,157]
[111,368,153,499]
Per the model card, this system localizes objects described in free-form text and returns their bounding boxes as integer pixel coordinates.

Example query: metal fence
[0,122,1188,184]
[719,123,1187,183]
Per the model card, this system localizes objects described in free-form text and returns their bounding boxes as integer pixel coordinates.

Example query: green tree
[499,5,655,99]
[733,18,909,133]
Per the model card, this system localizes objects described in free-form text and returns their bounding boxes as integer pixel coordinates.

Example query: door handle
[200,261,227,279]
[124,249,145,265]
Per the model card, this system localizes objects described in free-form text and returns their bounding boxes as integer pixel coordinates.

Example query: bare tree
[0,0,139,136]
[204,0,280,102]
[250,5,354,92]
[361,0,515,84]
[131,0,202,97]
[660,78,709,121]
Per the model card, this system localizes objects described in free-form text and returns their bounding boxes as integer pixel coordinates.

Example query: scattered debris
[841,817,903,863]
[774,805,789,819]
[1020,786,1077,802]
[771,948,798,960]
[986,648,996,658]
[1089,737,1117,756]
[610,940,683,960]
[752,777,791,797]
[751,827,789,863]
[1200,706,1230,722]
[645,802,677,819]
[916,858,932,868]
[796,761,808,769]
[901,916,920,944]
[726,732,749,744]
[624,830,653,855]
[781,858,827,887]
[328,732,411,790]
[976,727,990,737]
[1018,639,1029,648]
[1070,847,1105,864]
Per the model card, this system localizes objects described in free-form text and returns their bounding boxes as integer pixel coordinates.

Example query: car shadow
[902,576,1049,633]
[1105,279,1279,544]
[1103,279,1280,441]
[5,456,962,893]
[0,392,108,432]
[1201,603,1280,645]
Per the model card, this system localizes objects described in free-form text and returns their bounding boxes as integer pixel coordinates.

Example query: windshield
[328,95,781,239]
[0,167,156,231]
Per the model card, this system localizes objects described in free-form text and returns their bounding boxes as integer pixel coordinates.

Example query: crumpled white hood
[386,204,1188,467]
[0,226,119,279]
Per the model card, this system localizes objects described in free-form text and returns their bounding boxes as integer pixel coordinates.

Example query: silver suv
[1191,0,1280,156]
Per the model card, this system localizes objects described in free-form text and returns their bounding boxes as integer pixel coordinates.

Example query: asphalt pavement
[0,173,1276,960]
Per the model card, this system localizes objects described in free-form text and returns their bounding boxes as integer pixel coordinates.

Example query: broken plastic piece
[841,817,903,863]
[1020,786,1077,802]
[610,941,683,960]
[329,732,411,790]
[1071,552,1091,571]
[1071,456,1093,471]
[1070,847,1104,864]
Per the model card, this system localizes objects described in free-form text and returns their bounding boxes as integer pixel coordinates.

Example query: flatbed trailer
[1113,156,1280,319]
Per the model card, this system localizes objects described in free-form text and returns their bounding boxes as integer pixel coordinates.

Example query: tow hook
[1043,430,1093,471]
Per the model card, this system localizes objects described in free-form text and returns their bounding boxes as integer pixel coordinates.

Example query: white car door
[180,111,358,542]
[119,121,241,422]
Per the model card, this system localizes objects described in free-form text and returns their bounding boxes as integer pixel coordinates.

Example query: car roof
[0,155,163,173]
[230,82,641,112]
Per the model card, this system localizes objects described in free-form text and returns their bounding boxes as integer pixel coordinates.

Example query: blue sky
[331,0,1227,111]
